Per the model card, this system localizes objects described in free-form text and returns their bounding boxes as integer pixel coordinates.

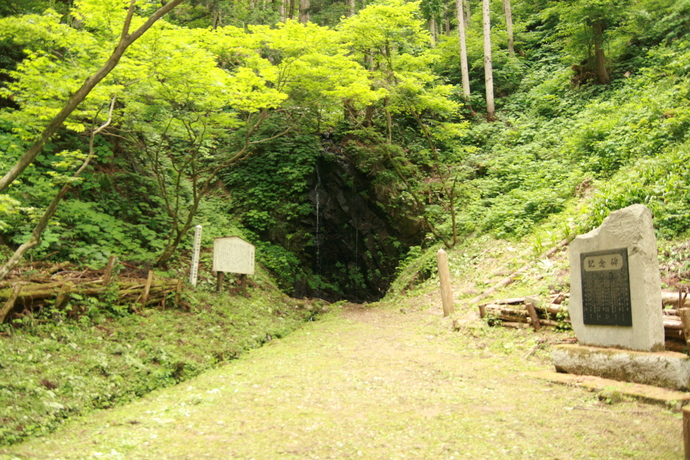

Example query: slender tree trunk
[0,98,116,282]
[503,0,514,56]
[279,0,286,21]
[288,0,295,20]
[464,0,470,26]
[347,0,355,17]
[592,19,610,85]
[482,0,495,121]
[456,0,470,99]
[299,0,309,23]
[430,16,437,47]
[0,0,185,194]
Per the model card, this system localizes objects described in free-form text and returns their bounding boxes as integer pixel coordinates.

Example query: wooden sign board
[213,236,255,275]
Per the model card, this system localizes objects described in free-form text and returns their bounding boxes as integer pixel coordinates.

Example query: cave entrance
[295,155,425,303]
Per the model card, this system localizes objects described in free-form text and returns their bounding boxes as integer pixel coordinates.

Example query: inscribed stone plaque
[580,248,631,326]
[568,204,664,351]
[213,236,255,275]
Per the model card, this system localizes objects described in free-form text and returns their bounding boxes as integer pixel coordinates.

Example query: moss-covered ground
[0,297,682,459]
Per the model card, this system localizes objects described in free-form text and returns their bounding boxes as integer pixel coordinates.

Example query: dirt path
[1,299,683,459]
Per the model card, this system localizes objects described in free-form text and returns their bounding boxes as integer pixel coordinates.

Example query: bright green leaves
[339,0,429,59]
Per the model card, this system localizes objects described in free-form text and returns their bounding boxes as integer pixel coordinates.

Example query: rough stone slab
[569,204,664,351]
[531,370,690,410]
[553,344,690,391]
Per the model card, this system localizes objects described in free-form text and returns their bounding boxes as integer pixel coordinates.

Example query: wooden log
[525,301,541,331]
[0,284,22,323]
[502,321,529,329]
[493,297,525,305]
[666,339,686,353]
[467,267,528,306]
[665,319,683,330]
[54,282,73,309]
[663,291,690,308]
[679,308,690,350]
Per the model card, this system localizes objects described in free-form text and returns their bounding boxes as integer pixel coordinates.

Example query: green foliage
[585,143,690,238]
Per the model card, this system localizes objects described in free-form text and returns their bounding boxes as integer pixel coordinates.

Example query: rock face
[568,204,664,351]
[299,155,424,302]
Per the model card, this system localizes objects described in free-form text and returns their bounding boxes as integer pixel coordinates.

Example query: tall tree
[482,0,495,120]
[299,0,309,22]
[503,0,514,56]
[0,0,186,194]
[547,0,629,85]
[455,0,470,98]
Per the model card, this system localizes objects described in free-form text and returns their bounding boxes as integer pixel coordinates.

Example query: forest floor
[0,289,683,459]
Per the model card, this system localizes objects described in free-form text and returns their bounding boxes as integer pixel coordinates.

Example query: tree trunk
[430,16,437,47]
[347,0,355,17]
[299,0,309,23]
[503,0,514,56]
[456,0,470,99]
[592,19,610,85]
[279,0,286,22]
[0,98,116,281]
[482,0,495,120]
[464,0,470,26]
[0,0,185,194]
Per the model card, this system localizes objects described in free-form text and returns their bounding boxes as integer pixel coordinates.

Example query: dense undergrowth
[0,286,326,447]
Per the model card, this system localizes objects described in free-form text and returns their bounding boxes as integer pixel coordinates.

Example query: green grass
[0,287,324,447]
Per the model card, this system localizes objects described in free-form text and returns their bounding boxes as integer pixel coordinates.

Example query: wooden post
[525,301,541,331]
[102,254,117,286]
[436,248,454,317]
[679,308,690,349]
[0,284,22,324]
[140,271,154,306]
[683,406,690,460]
[217,271,225,293]
[240,274,248,297]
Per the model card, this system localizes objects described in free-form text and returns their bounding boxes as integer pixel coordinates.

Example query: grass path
[0,297,683,459]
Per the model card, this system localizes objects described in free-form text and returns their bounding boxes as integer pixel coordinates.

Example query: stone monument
[568,203,664,351]
[552,204,690,391]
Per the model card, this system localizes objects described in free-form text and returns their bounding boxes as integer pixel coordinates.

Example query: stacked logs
[0,257,183,324]
[478,294,570,331]
[479,291,690,352]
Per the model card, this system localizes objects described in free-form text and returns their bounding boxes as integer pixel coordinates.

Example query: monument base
[553,344,690,391]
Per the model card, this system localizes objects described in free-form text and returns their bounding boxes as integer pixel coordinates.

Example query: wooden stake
[0,284,22,323]
[525,301,541,331]
[240,274,248,297]
[436,248,454,317]
[102,254,117,286]
[683,406,690,460]
[140,271,154,306]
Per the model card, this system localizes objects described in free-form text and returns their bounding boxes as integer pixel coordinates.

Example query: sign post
[213,236,255,295]
[189,225,202,287]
